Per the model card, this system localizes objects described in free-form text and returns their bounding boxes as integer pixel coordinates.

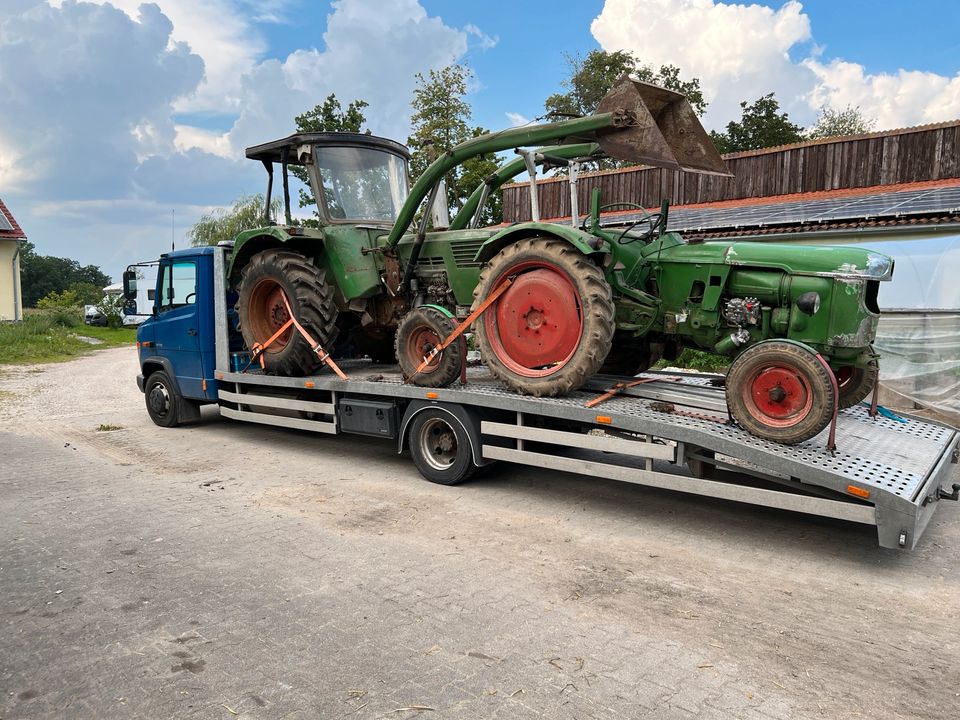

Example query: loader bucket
[596,74,731,176]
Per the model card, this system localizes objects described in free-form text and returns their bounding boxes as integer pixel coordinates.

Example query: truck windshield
[312,146,408,223]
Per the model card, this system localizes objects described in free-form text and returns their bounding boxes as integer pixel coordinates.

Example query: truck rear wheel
[408,409,477,485]
[473,238,614,397]
[237,249,338,376]
[726,341,835,445]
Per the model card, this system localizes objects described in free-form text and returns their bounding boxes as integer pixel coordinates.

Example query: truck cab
[125,247,219,426]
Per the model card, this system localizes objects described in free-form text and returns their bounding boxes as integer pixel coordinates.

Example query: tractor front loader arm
[386,74,730,248]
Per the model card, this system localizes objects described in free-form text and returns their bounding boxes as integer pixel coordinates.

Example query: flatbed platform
[214,362,960,551]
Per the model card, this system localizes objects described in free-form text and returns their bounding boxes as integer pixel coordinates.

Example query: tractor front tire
[237,249,338,376]
[726,341,836,445]
[836,356,879,409]
[395,307,464,387]
[473,238,614,397]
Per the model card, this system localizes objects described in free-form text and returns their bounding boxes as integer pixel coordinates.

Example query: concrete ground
[1,347,958,720]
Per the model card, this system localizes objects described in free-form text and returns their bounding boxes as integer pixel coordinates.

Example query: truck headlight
[796,291,821,315]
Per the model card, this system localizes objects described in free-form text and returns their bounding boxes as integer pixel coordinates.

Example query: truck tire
[407,409,477,485]
[836,357,879,409]
[144,370,198,428]
[726,341,835,445]
[395,307,464,387]
[237,249,338,376]
[473,237,614,397]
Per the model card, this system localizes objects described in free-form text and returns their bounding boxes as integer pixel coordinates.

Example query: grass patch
[653,348,730,374]
[97,423,124,432]
[0,310,137,366]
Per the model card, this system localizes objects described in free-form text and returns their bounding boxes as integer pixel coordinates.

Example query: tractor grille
[449,237,485,267]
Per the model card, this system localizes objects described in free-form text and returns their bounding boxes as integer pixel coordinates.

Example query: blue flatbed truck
[125,244,960,550]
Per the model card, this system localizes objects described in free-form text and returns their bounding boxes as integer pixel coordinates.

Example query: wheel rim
[148,382,170,418]
[403,325,442,373]
[247,278,293,352]
[741,364,814,428]
[835,366,855,390]
[418,417,458,470]
[483,261,583,378]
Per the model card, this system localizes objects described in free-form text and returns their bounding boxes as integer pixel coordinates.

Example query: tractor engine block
[724,297,761,328]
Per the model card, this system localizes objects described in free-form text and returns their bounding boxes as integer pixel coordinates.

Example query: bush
[36,289,82,310]
[96,294,126,329]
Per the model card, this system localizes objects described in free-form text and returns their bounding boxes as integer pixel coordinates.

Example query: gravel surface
[1,346,958,719]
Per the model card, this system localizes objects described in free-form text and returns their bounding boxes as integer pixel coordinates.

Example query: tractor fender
[745,338,822,358]
[473,222,607,264]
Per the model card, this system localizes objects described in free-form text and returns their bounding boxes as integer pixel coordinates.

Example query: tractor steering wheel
[581,202,662,244]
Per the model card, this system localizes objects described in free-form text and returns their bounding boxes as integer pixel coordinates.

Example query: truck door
[154,258,205,399]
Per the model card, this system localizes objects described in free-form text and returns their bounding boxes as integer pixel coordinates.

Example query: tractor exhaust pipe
[596,74,730,176]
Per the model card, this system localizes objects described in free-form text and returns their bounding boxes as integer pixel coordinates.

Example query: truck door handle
[187,328,198,336]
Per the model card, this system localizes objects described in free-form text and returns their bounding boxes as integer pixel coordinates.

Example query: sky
[2,0,959,283]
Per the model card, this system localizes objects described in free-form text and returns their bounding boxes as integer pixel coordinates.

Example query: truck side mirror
[122,269,137,301]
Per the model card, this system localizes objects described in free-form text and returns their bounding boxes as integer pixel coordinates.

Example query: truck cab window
[158,261,197,312]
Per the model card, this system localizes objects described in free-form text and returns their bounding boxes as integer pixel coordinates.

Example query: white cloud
[225,0,469,152]
[805,60,960,130]
[591,0,960,131]
[0,1,203,197]
[505,112,531,127]
[48,0,266,114]
[464,23,498,51]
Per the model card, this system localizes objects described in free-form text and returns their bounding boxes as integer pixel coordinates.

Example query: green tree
[188,194,282,247]
[291,94,370,215]
[407,65,502,226]
[19,241,111,308]
[710,94,804,154]
[545,49,708,118]
[68,281,103,305]
[36,289,82,310]
[806,105,876,140]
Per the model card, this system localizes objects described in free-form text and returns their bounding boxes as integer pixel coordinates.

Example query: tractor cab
[245,132,411,227]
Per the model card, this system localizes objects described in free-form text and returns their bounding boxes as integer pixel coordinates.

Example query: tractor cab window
[312,146,408,223]
[157,261,197,312]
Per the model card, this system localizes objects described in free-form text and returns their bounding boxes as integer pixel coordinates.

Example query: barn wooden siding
[501,121,960,222]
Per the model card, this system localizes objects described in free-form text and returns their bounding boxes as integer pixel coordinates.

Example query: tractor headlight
[796,291,821,316]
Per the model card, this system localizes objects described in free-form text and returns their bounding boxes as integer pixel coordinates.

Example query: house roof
[530,178,960,239]
[0,198,26,240]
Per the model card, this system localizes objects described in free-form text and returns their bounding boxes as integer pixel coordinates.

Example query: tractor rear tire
[836,357,879,409]
[237,249,338,376]
[473,238,614,397]
[726,340,835,445]
[395,307,464,387]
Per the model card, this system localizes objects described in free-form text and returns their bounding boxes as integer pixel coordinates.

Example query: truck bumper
[136,374,145,393]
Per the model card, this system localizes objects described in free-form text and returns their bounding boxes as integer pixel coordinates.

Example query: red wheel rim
[483,260,583,378]
[835,366,854,390]
[741,364,814,428]
[247,279,293,353]
[404,325,442,373]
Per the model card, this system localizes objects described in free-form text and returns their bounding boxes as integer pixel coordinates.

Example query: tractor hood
[656,237,894,280]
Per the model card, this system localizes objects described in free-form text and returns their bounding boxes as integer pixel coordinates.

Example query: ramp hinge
[952,446,959,464]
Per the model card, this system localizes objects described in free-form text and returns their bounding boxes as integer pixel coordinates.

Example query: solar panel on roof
[595,185,960,233]
[0,212,12,232]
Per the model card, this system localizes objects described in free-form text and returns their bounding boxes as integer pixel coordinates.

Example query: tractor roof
[245,132,411,165]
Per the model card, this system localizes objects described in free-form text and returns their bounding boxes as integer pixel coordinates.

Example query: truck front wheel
[144,370,198,428]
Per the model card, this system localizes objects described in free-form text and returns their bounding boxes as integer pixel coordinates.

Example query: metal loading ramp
[214,366,959,551]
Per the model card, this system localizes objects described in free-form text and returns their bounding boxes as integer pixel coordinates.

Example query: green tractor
[229,75,892,445]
